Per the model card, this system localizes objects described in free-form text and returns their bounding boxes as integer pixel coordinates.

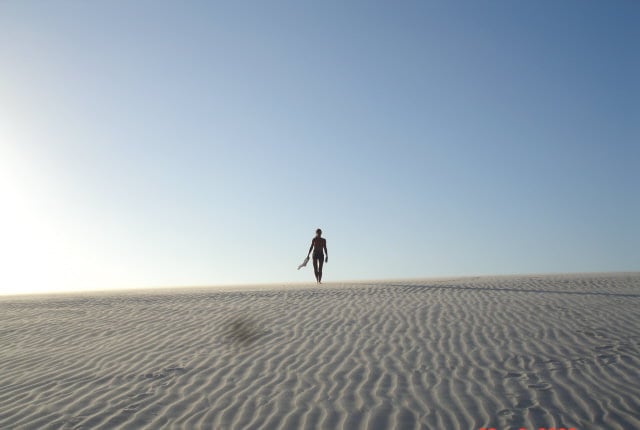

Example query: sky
[1,1,638,295]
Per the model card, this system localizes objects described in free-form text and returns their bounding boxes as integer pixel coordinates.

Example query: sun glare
[0,143,109,296]
[0,140,133,296]
[0,151,65,295]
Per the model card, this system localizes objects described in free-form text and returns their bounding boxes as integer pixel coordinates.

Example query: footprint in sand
[527,382,552,391]
[165,364,187,373]
[123,404,139,412]
[578,329,606,339]
[497,408,525,428]
[515,398,536,409]
[496,397,537,429]
[597,354,618,365]
[571,357,587,367]
[526,373,552,391]
[541,359,565,371]
[595,344,614,351]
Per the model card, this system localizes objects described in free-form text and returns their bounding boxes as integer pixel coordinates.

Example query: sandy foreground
[1,273,639,430]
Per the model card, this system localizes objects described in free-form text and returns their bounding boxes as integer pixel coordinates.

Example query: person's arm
[307,240,314,258]
[324,240,328,262]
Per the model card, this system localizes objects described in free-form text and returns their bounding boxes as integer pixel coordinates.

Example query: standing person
[307,228,328,284]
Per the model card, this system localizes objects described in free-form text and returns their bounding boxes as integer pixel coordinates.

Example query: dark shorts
[313,252,324,261]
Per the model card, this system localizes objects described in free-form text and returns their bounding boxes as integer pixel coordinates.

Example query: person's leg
[312,257,320,282]
[317,257,324,283]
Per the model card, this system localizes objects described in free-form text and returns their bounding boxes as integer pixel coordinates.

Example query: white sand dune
[1,273,639,429]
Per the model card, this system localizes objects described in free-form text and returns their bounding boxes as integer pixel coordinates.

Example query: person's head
[316,228,322,237]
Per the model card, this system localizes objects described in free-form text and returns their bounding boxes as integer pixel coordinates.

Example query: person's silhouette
[307,228,328,284]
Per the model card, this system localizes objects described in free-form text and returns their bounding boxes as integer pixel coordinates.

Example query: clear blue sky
[1,1,638,294]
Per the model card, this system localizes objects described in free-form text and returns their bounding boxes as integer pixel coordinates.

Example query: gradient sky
[1,1,638,295]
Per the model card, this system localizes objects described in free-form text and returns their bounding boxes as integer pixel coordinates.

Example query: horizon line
[2,270,638,299]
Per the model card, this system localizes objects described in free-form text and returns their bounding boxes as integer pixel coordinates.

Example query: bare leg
[317,258,324,283]
[313,257,320,283]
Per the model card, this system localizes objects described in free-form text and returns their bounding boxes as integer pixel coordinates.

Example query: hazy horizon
[1,1,638,295]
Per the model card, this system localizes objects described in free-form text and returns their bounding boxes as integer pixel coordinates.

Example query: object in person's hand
[297,256,310,270]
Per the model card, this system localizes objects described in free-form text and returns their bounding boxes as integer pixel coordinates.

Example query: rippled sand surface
[1,273,639,429]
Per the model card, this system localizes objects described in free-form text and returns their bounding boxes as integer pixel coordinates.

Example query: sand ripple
[1,273,639,429]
